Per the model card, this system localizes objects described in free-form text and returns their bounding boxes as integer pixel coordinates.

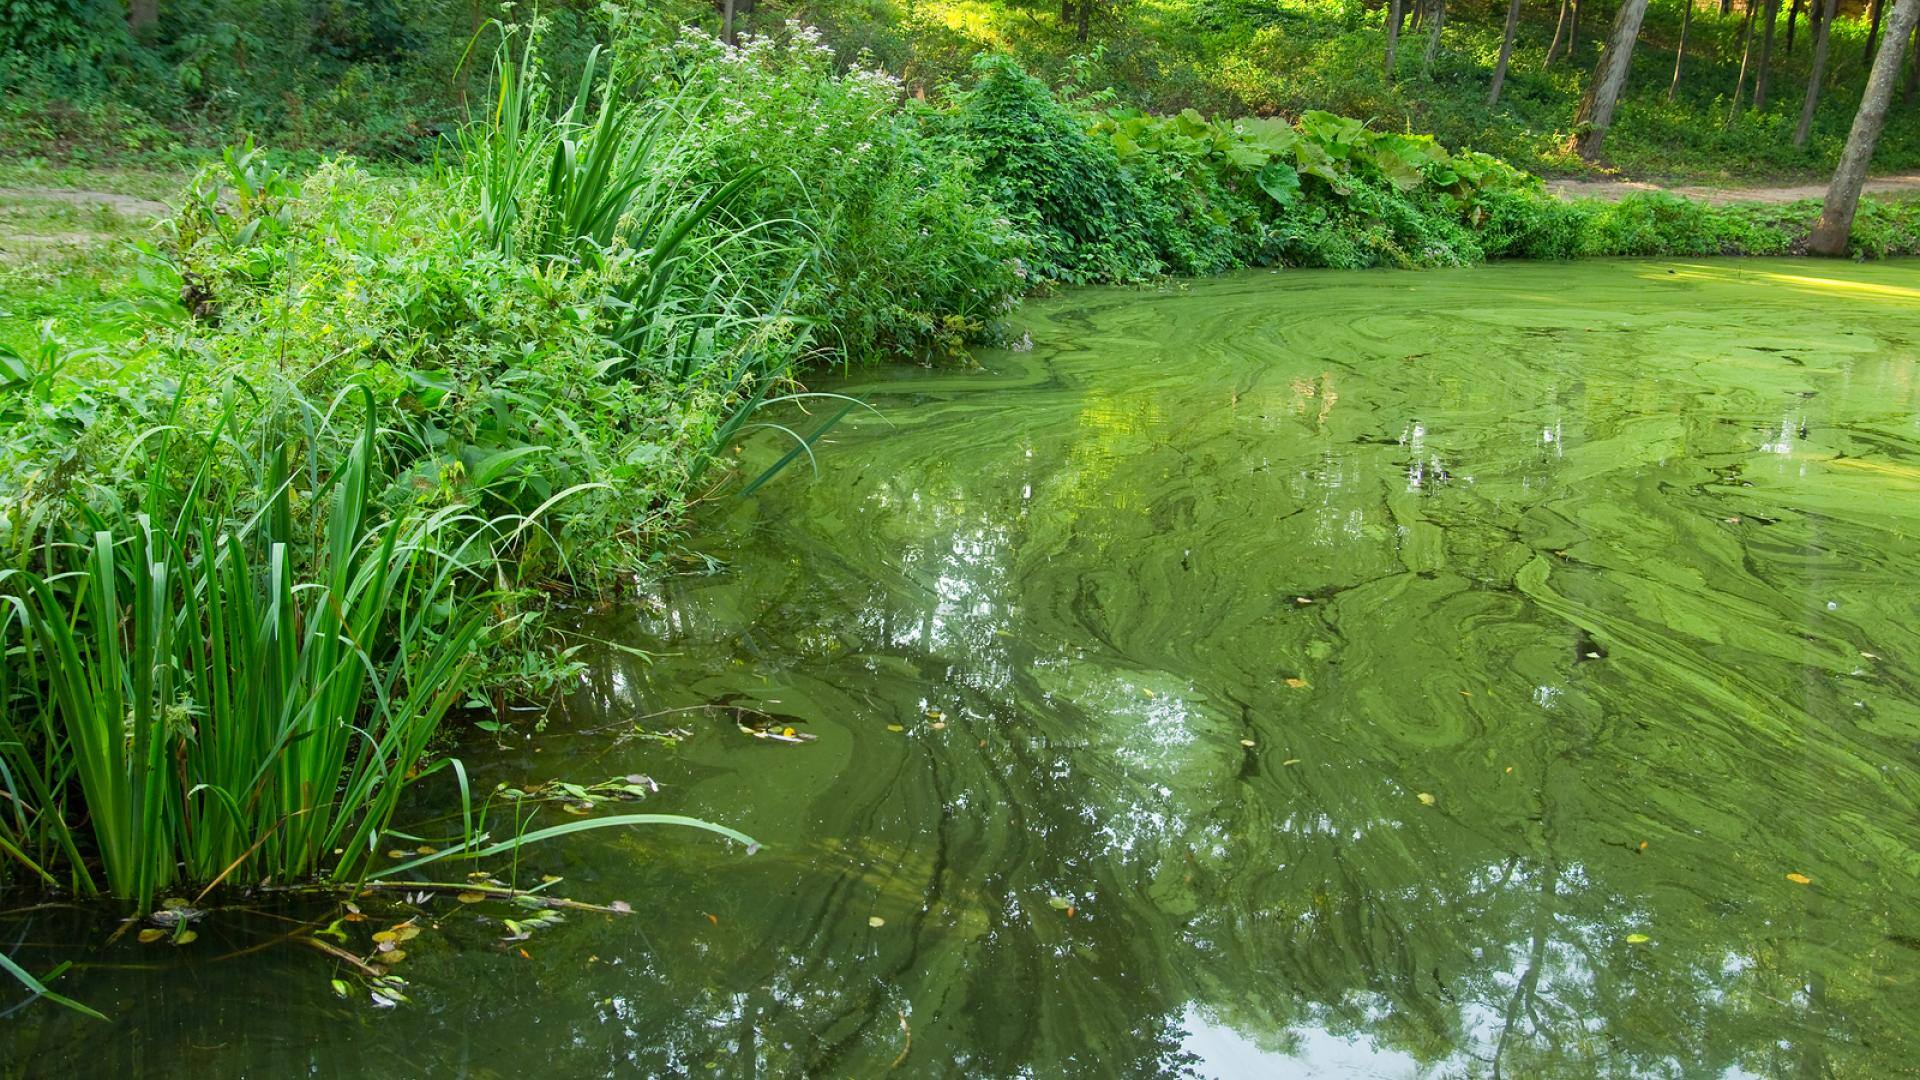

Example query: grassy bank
[4,14,1919,1014]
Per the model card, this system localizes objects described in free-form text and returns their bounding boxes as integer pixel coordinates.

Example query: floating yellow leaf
[1284,678,1308,689]
[415,845,437,856]
[456,891,488,904]
[383,949,407,964]
[930,721,946,730]
[174,930,197,945]
[1417,792,1436,806]
[138,928,166,944]
[387,849,408,859]
[1239,739,1256,747]
[1625,933,1650,944]
[372,930,398,944]
[868,916,886,928]
[886,724,905,733]
[1282,758,1302,766]
[393,925,420,942]
[1786,872,1812,885]
[1294,597,1312,605]
[781,727,796,737]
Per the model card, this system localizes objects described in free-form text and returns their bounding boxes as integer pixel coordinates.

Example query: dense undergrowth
[7,0,1920,182]
[3,12,1920,1015]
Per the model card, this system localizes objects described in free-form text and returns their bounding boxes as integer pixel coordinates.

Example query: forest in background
[4,0,1920,180]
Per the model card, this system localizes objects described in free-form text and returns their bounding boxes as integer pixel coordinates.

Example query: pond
[6,258,1920,1077]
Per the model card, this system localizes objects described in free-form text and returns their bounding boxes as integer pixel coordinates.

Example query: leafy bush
[940,54,1163,283]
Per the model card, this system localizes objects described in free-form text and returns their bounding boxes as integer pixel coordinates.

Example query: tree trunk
[1730,0,1761,118]
[1490,0,1524,103]
[1864,0,1885,63]
[1548,0,1573,63]
[1386,0,1403,79]
[1809,0,1920,253]
[1061,0,1073,24]
[1671,0,1693,99]
[1907,19,1919,102]
[1421,0,1446,76]
[1076,0,1090,41]
[723,0,735,45]
[1570,0,1582,57]
[1574,0,1652,159]
[1755,0,1780,108]
[128,0,158,31]
[1793,0,1840,147]
[1787,0,1801,53]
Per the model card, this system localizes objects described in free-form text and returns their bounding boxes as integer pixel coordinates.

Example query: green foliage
[663,26,1025,359]
[942,54,1162,283]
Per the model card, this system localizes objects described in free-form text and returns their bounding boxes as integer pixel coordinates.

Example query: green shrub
[939,54,1162,284]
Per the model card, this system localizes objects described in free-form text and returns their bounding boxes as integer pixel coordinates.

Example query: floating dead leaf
[1282,758,1302,766]
[1861,652,1879,660]
[387,849,408,859]
[563,801,593,815]
[704,913,719,925]
[1625,933,1650,944]
[383,949,407,964]
[174,930,198,945]
[1417,792,1437,806]
[1458,690,1473,697]
[1239,739,1256,747]
[393,925,420,942]
[1046,897,1071,911]
[885,724,905,733]
[608,900,632,914]
[1295,597,1312,605]
[343,911,368,923]
[1284,678,1308,689]
[372,930,399,944]
[1638,841,1648,852]
[456,891,488,904]
[868,916,886,928]
[1786,872,1812,885]
[930,721,946,730]
[138,928,167,944]
[415,845,436,856]
[540,874,563,884]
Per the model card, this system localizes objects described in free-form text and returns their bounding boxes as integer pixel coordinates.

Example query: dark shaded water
[6,259,1920,1077]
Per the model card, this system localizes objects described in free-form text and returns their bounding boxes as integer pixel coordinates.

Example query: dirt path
[0,186,171,218]
[1546,172,1920,205]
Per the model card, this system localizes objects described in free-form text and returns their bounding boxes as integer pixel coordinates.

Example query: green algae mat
[6,258,1920,1077]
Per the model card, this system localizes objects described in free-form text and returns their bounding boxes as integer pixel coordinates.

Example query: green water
[7,258,1920,1077]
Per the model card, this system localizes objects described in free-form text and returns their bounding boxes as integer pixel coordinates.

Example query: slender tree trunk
[1810,0,1920,253]
[1730,0,1761,118]
[1386,0,1403,78]
[1787,0,1801,52]
[1061,0,1073,24]
[1671,0,1694,98]
[1755,0,1781,108]
[1574,0,1652,159]
[1864,0,1886,63]
[1548,0,1573,63]
[723,0,736,45]
[1794,0,1840,147]
[1570,0,1582,57]
[1490,0,1524,103]
[1907,19,1920,102]
[1721,0,1732,14]
[129,0,158,31]
[1422,0,1446,76]
[1076,0,1090,41]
